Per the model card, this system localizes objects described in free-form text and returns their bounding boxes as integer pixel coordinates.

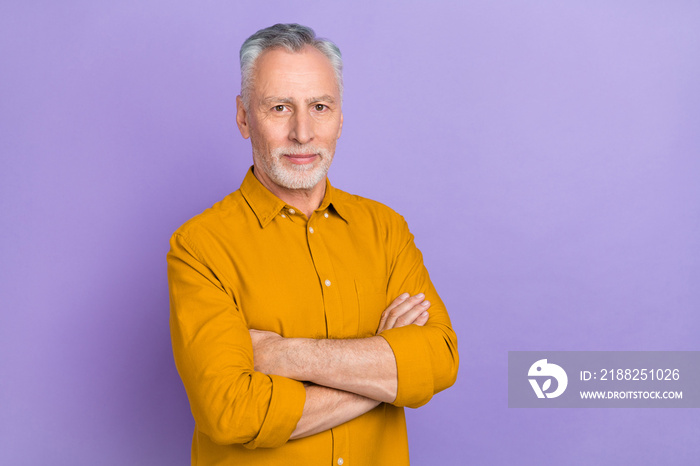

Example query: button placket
[305,208,345,340]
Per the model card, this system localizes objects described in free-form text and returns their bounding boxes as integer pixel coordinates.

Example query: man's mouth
[283,153,318,164]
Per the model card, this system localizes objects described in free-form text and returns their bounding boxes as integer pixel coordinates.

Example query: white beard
[255,144,334,190]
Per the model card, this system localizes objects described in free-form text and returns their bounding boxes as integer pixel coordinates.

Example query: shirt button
[280,214,286,218]
[288,208,296,215]
[325,279,331,287]
[324,212,329,218]
[309,227,314,234]
[337,459,344,465]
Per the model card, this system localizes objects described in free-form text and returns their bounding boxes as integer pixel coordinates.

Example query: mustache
[271,145,331,158]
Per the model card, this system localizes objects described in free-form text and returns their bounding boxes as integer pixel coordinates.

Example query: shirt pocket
[354,279,387,338]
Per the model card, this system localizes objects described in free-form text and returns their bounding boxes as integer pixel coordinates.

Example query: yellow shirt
[167,168,459,465]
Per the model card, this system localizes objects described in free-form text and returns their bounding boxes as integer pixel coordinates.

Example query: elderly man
[167,23,458,465]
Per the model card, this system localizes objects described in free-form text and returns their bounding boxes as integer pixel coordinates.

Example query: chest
[218,214,390,339]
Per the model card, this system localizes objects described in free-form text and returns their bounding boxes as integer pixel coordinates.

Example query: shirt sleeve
[378,214,459,409]
[167,232,306,448]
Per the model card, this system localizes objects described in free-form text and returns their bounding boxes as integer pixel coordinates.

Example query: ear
[336,111,343,139]
[236,95,250,139]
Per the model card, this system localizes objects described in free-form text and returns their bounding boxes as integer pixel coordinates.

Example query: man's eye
[314,104,327,111]
[273,105,286,112]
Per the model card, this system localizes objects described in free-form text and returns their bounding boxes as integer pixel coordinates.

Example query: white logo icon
[528,359,568,398]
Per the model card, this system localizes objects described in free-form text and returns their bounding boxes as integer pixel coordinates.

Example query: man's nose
[289,111,314,144]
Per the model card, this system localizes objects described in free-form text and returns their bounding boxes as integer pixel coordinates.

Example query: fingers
[413,309,430,327]
[379,294,412,332]
[377,293,431,333]
[392,297,429,328]
[376,293,409,333]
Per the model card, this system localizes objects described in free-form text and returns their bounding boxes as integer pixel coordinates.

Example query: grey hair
[239,23,343,109]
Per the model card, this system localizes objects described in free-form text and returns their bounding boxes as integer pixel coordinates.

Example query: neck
[253,167,326,218]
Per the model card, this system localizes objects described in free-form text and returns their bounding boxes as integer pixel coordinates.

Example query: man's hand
[376,292,430,334]
[249,329,290,376]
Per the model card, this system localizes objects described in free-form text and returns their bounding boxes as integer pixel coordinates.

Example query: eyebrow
[261,95,337,106]
[261,96,293,106]
[307,94,336,105]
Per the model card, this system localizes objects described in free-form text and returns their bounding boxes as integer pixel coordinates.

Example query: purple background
[1,1,699,464]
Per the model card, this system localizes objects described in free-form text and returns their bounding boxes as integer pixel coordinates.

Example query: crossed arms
[249,292,431,439]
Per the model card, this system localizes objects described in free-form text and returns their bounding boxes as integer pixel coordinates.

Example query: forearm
[306,336,397,402]
[290,384,381,440]
[259,335,398,402]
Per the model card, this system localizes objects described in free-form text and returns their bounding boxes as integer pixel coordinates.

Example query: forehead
[252,45,339,100]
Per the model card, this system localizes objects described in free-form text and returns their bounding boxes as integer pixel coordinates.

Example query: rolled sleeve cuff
[244,375,306,449]
[380,325,434,408]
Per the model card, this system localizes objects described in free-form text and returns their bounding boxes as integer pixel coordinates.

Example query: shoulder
[332,186,410,233]
[171,189,249,242]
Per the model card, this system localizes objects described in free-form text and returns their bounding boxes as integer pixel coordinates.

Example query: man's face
[236,45,343,192]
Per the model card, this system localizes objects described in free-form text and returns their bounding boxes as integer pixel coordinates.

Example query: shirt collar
[240,166,349,228]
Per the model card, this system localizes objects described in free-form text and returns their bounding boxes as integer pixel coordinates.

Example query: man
[167,23,458,465]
